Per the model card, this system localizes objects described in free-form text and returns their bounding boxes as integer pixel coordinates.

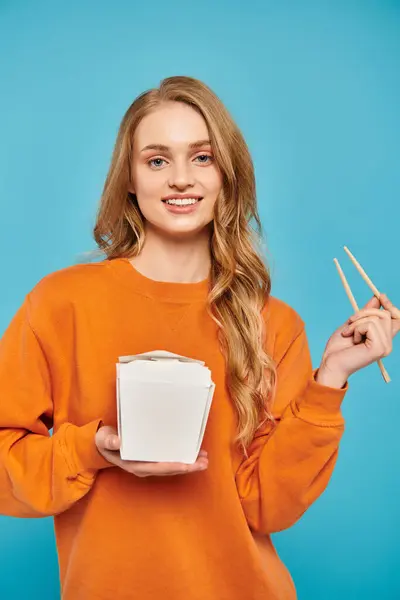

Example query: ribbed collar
[106,257,210,303]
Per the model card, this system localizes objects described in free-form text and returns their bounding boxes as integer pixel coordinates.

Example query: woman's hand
[316,294,400,388]
[95,425,208,477]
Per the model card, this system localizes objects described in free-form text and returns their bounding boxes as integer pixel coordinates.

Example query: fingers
[95,425,209,477]
[347,298,399,339]
[342,317,392,356]
[98,449,208,477]
[359,293,400,323]
[343,316,387,337]
[380,294,400,335]
[379,294,400,317]
[103,433,121,450]
[129,456,209,478]
[96,426,121,451]
[105,435,121,451]
[348,308,391,324]
[362,296,381,310]
[121,447,209,477]
[345,311,391,344]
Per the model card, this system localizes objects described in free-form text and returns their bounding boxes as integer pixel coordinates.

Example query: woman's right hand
[95,425,209,477]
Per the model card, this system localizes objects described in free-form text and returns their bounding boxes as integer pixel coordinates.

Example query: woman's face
[130,101,223,238]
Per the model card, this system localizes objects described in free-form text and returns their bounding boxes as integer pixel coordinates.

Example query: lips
[162,194,203,202]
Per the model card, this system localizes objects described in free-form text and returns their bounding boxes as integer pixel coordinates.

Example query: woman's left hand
[316,294,400,388]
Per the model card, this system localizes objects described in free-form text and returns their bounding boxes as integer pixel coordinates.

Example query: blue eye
[195,154,213,164]
[148,158,166,168]
[147,154,214,169]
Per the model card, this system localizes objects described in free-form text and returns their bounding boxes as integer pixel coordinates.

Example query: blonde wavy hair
[91,76,277,454]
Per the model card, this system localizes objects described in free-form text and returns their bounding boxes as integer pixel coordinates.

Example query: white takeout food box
[116,350,216,464]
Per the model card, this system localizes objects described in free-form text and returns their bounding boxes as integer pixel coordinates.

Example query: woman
[0,76,398,600]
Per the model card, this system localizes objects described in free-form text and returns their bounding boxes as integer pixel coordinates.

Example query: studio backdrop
[0,1,399,598]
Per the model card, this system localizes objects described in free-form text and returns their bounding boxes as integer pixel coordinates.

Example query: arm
[0,298,111,518]
[235,320,347,535]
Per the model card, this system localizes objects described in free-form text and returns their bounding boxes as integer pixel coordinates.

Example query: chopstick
[333,247,390,383]
[343,246,381,300]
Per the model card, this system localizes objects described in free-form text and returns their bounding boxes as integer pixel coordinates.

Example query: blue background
[1,0,399,598]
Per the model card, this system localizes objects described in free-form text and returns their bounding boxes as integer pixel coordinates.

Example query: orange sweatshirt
[0,258,347,600]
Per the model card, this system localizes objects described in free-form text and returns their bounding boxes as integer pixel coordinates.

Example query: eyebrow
[140,139,212,153]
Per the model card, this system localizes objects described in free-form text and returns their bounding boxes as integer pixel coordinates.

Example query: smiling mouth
[162,198,203,206]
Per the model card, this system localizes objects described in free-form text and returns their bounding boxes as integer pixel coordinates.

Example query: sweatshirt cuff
[66,419,113,478]
[292,369,347,426]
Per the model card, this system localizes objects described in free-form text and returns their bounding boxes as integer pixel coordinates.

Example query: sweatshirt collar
[106,257,210,303]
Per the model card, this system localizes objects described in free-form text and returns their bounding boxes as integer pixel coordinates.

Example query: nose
[168,159,195,190]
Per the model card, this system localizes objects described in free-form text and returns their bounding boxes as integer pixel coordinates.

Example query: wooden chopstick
[333,258,359,312]
[333,251,390,383]
[343,246,381,300]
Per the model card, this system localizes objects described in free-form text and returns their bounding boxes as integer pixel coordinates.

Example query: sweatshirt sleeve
[0,298,111,518]
[235,317,347,535]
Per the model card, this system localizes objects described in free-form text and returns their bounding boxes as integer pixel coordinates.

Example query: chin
[165,225,210,239]
[149,218,213,240]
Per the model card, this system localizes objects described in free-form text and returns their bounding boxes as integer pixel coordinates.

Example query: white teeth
[165,198,200,206]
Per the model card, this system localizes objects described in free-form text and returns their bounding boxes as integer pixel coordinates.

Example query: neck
[129,226,212,284]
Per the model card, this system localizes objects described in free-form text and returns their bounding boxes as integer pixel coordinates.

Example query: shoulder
[262,295,306,361]
[262,295,305,334]
[26,259,110,323]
